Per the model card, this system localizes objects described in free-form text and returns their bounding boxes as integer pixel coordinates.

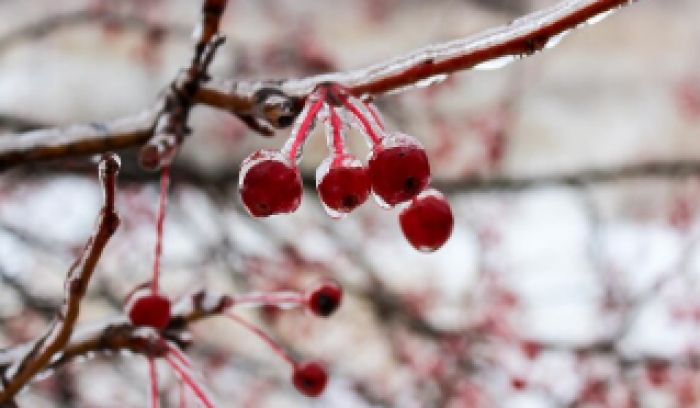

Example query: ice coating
[279,0,630,97]
[316,155,371,218]
[399,188,454,252]
[368,132,431,208]
[280,90,325,165]
[343,96,385,146]
[238,149,302,217]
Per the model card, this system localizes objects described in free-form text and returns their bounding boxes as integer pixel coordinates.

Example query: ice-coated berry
[125,289,171,330]
[316,156,370,217]
[399,189,453,252]
[368,133,430,207]
[239,149,303,217]
[305,281,343,317]
[292,361,328,397]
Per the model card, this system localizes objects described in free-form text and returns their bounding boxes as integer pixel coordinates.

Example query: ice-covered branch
[0,0,632,171]
[0,153,121,403]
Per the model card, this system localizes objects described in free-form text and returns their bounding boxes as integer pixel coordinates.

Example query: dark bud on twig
[139,132,179,171]
[254,88,298,129]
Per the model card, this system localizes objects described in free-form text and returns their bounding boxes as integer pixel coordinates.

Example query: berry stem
[165,355,215,408]
[287,90,326,164]
[328,106,345,164]
[342,98,382,145]
[148,357,160,408]
[233,291,304,308]
[151,165,170,295]
[364,101,385,131]
[179,379,187,408]
[166,342,193,369]
[225,312,295,367]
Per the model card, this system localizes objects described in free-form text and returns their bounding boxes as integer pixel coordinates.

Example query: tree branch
[0,291,233,376]
[0,0,632,171]
[0,8,190,53]
[0,153,121,404]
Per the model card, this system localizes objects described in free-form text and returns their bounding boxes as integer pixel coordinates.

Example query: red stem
[179,380,187,408]
[166,342,193,369]
[233,292,304,307]
[225,312,295,367]
[151,165,170,294]
[328,106,345,163]
[165,355,215,408]
[287,91,326,164]
[343,99,382,145]
[148,357,160,408]
[365,102,385,130]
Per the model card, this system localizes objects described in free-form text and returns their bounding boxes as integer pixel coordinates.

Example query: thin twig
[0,153,121,403]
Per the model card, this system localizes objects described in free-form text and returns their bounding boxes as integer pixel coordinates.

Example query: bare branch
[0,153,121,403]
[0,9,190,53]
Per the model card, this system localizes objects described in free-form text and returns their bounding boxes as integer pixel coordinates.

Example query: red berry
[239,150,302,217]
[292,361,328,397]
[511,377,527,390]
[317,156,370,217]
[305,281,343,317]
[399,189,453,252]
[125,289,171,330]
[368,133,430,207]
[646,360,670,387]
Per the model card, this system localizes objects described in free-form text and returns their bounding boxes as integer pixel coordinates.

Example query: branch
[197,0,632,102]
[0,0,632,171]
[0,153,121,403]
[0,291,233,375]
[137,0,232,170]
[0,9,190,53]
[0,110,155,171]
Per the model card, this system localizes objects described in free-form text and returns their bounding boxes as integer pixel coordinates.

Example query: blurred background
[1,0,700,407]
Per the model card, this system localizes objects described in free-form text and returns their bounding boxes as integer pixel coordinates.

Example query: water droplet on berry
[399,189,454,252]
[239,149,303,217]
[368,133,430,208]
[316,156,371,218]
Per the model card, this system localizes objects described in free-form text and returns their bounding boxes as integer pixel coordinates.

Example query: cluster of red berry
[239,83,454,252]
[125,280,342,399]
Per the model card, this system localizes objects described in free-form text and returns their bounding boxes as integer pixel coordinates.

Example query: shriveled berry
[316,156,370,217]
[125,289,171,330]
[368,133,430,207]
[292,361,328,397]
[239,150,302,217]
[305,281,343,317]
[399,189,453,252]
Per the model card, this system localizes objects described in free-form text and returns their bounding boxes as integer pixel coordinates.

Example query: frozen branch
[0,291,233,377]
[0,0,632,171]
[0,153,121,404]
[198,0,632,101]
